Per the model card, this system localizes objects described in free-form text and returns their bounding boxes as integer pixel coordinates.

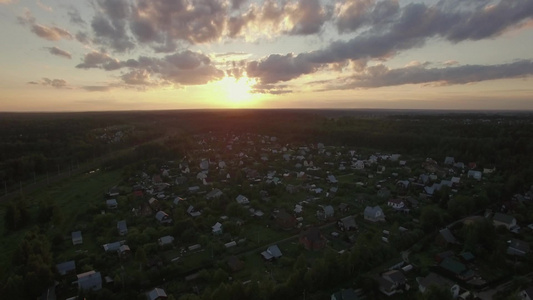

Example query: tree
[417,285,454,300]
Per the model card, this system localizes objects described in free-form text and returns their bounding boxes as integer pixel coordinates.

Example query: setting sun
[214,76,262,108]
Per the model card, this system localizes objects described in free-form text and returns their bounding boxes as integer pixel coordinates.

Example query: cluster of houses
[53,130,533,299]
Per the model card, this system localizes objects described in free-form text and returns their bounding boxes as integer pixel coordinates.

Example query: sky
[1,0,533,112]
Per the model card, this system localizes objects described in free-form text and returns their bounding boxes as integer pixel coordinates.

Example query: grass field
[0,168,124,272]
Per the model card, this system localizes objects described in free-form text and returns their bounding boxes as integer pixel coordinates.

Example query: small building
[205,188,223,200]
[103,241,122,252]
[236,194,250,205]
[261,245,283,260]
[507,239,530,256]
[439,257,474,281]
[155,211,172,224]
[106,199,118,209]
[337,215,358,231]
[493,213,517,230]
[378,270,408,296]
[364,206,386,222]
[327,175,338,184]
[146,287,168,300]
[467,170,482,181]
[118,245,131,257]
[72,231,83,245]
[212,222,223,235]
[317,205,335,220]
[417,272,459,298]
[444,157,455,165]
[117,220,128,236]
[331,288,358,300]
[387,199,405,210]
[158,235,174,247]
[438,228,459,246]
[77,270,102,291]
[299,227,327,250]
[56,260,76,276]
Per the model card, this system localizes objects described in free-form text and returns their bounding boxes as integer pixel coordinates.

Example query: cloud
[76,50,224,86]
[0,0,15,4]
[46,46,72,59]
[75,31,90,44]
[41,78,68,88]
[37,0,52,12]
[76,51,121,70]
[18,10,73,41]
[91,0,134,52]
[326,60,533,89]
[82,86,112,92]
[68,7,86,25]
[231,0,247,10]
[246,0,533,89]
[27,81,39,84]
[286,0,330,35]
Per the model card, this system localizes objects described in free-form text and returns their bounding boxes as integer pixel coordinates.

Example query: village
[46,131,533,300]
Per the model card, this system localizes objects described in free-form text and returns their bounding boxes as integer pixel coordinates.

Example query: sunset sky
[1,0,532,111]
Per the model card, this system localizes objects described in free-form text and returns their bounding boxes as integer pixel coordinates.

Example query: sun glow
[215,76,262,108]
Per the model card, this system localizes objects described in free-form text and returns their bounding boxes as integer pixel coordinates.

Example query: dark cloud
[41,78,68,88]
[231,0,247,10]
[27,81,39,85]
[82,86,112,92]
[75,31,90,44]
[327,60,533,89]
[287,0,329,35]
[68,7,86,25]
[76,51,121,70]
[91,0,134,52]
[337,0,399,33]
[46,46,72,59]
[121,69,152,85]
[246,0,533,88]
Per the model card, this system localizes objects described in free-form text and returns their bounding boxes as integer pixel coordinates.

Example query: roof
[212,222,222,231]
[77,270,102,291]
[439,228,458,244]
[493,213,515,225]
[323,205,334,215]
[119,244,130,253]
[364,205,383,217]
[262,244,282,259]
[419,272,455,289]
[508,239,530,255]
[117,220,127,230]
[106,199,118,206]
[72,231,82,240]
[332,288,358,300]
[339,215,357,229]
[155,211,169,221]
[206,188,223,199]
[440,258,467,275]
[56,260,76,275]
[383,270,406,284]
[158,235,174,245]
[103,241,122,252]
[147,287,167,300]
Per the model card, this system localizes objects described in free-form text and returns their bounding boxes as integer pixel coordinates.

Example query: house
[148,198,160,210]
[117,220,128,236]
[353,160,365,170]
[212,222,223,235]
[338,203,349,213]
[158,235,174,247]
[155,211,172,224]
[261,245,283,260]
[276,209,297,230]
[187,205,201,217]
[439,257,474,281]
[227,256,244,272]
[77,270,102,291]
[378,270,408,296]
[417,272,459,298]
[103,241,122,252]
[387,199,405,210]
[507,239,530,256]
[364,206,386,222]
[444,157,455,165]
[106,199,118,209]
[327,175,338,184]
[396,180,410,189]
[299,227,327,250]
[205,188,223,200]
[118,245,131,257]
[56,260,76,276]
[467,170,482,181]
[438,228,459,245]
[331,288,358,300]
[493,212,517,230]
[236,194,250,205]
[72,231,83,245]
[106,187,120,197]
[146,287,168,300]
[337,215,358,231]
[317,205,334,220]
